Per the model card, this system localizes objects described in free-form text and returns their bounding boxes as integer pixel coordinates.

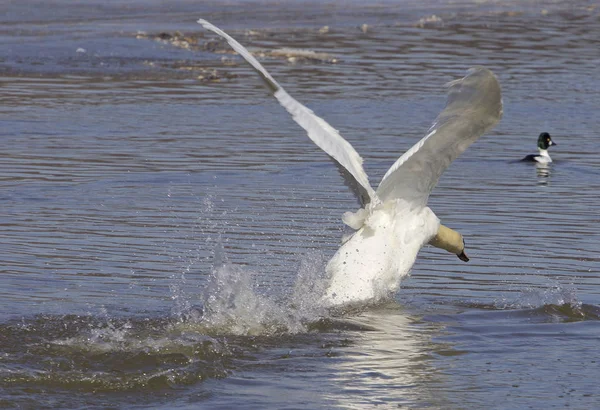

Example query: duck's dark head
[537,132,556,150]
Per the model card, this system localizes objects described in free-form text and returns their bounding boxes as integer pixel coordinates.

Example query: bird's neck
[428,224,464,255]
[538,148,552,162]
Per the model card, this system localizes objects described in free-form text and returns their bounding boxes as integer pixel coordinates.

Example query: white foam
[197,251,330,336]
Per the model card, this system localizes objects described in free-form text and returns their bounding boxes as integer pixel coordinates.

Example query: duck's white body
[198,19,503,308]
[535,149,552,163]
[325,201,439,305]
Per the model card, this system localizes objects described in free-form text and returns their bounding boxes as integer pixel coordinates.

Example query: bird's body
[325,200,439,305]
[198,19,503,307]
[522,151,551,163]
[522,132,556,163]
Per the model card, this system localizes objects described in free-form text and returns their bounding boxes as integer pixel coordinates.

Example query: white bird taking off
[198,19,503,307]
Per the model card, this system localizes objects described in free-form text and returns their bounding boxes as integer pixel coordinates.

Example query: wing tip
[445,66,503,123]
[444,66,497,88]
[197,17,376,205]
[197,18,212,29]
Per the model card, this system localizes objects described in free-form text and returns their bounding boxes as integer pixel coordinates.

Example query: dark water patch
[0,309,386,410]
[451,301,600,324]
[0,303,436,407]
[308,317,379,332]
[0,312,347,395]
[0,315,231,391]
[443,281,600,323]
[535,303,600,322]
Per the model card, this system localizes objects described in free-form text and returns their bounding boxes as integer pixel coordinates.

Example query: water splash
[494,281,581,310]
[159,189,336,336]
[187,248,330,336]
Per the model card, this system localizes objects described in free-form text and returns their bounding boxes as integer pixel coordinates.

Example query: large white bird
[198,19,503,307]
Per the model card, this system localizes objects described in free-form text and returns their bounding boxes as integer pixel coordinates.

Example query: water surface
[2,1,600,408]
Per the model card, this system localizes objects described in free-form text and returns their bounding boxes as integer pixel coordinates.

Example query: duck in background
[522,132,557,163]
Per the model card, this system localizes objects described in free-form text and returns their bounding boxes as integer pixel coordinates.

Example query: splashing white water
[196,249,330,336]
[159,192,337,336]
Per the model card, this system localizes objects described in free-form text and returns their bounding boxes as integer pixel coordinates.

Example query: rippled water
[2,0,600,408]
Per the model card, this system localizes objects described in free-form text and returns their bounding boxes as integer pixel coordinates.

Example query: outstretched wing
[376,67,502,207]
[198,19,376,206]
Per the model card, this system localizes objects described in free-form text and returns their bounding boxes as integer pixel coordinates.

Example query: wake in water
[493,281,600,322]
[449,281,600,323]
[0,249,353,394]
[0,244,338,395]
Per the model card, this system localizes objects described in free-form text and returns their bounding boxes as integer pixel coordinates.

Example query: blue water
[2,0,600,408]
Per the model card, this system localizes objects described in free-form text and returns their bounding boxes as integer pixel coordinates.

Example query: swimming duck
[198,20,503,306]
[522,132,556,163]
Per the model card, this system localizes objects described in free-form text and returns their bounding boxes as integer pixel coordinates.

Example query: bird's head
[537,132,556,150]
[429,224,469,262]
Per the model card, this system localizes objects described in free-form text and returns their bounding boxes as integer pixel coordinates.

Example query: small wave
[533,303,600,322]
[493,282,580,311]
[1,361,228,392]
[308,317,379,332]
[455,283,600,323]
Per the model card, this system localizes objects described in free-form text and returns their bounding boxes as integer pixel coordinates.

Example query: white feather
[197,19,376,204]
[377,67,503,207]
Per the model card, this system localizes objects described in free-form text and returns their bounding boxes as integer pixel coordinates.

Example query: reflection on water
[324,306,448,409]
[536,162,552,184]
